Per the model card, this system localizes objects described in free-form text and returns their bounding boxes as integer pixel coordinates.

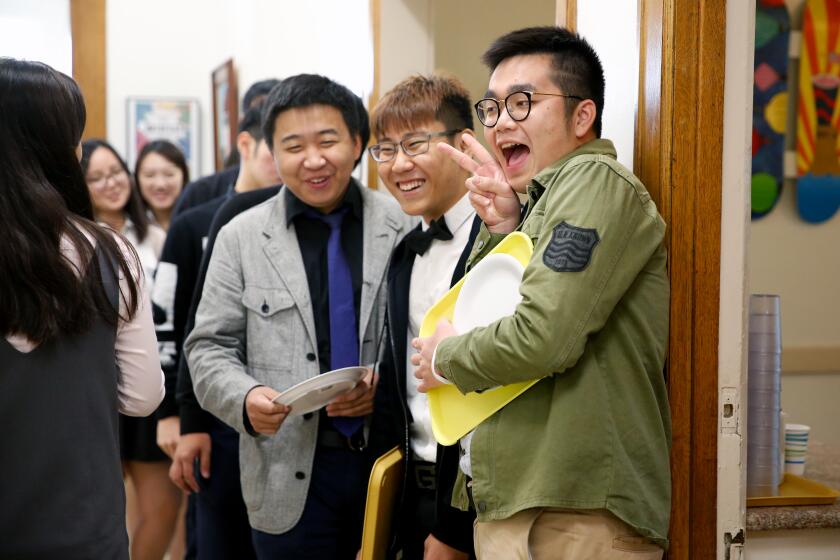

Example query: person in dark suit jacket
[368,74,480,560]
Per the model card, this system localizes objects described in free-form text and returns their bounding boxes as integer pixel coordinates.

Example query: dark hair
[0,58,140,344]
[482,26,605,137]
[134,139,189,215]
[242,78,281,111]
[81,139,150,243]
[238,105,266,142]
[372,74,473,139]
[262,74,370,167]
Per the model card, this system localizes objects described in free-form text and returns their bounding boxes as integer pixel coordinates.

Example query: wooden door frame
[70,0,107,139]
[636,0,726,558]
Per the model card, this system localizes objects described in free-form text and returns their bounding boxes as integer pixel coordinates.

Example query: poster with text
[127,97,200,179]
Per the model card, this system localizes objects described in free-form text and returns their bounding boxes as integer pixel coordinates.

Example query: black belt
[317,428,367,452]
[412,461,437,491]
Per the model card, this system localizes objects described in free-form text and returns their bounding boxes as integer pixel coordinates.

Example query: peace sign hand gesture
[437,135,522,234]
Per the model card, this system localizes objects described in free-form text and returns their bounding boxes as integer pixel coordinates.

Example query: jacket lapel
[387,234,417,391]
[451,215,483,286]
[260,190,318,352]
[358,186,403,343]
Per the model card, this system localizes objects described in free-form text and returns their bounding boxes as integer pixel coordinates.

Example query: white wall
[780,372,840,447]
[576,0,639,171]
[107,0,373,177]
[432,0,556,131]
[0,0,72,75]
[380,0,434,93]
[750,186,840,350]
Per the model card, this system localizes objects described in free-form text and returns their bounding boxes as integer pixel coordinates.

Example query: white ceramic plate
[272,366,369,416]
[452,253,525,334]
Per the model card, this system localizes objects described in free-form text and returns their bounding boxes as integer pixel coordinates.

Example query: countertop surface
[747,441,840,531]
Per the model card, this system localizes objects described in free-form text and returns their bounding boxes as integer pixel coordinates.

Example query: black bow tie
[405,217,453,256]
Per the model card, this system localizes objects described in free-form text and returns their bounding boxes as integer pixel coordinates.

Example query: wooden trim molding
[556,0,577,30]
[637,0,726,558]
[367,0,382,190]
[782,347,840,373]
[70,0,106,139]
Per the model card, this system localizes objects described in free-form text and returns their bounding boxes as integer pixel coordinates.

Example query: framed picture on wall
[211,59,239,171]
[126,97,200,179]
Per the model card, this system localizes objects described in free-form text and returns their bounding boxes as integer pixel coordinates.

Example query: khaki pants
[473,508,664,560]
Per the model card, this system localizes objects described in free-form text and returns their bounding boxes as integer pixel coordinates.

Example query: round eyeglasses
[86,168,128,190]
[368,130,461,163]
[474,90,583,128]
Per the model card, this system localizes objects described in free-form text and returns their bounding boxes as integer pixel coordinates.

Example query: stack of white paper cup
[747,294,782,497]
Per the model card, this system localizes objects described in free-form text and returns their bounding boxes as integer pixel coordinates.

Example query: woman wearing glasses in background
[82,140,182,560]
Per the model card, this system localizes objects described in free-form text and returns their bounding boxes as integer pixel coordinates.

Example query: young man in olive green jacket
[413,27,671,558]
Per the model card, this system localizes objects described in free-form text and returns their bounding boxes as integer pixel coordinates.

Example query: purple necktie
[306,208,362,437]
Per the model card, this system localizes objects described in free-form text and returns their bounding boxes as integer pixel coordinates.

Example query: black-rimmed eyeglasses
[474,90,583,127]
[368,130,461,163]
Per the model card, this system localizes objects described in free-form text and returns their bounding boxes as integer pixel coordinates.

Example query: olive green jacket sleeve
[435,155,666,392]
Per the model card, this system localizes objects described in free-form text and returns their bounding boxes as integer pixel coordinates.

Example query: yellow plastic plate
[747,473,840,507]
[421,232,536,446]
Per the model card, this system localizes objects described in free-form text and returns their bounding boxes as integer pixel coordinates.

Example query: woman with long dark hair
[0,59,164,558]
[81,140,183,559]
[135,140,189,231]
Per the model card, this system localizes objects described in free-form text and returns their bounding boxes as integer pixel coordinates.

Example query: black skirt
[120,411,169,462]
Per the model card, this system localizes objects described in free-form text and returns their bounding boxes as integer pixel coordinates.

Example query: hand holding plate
[245,385,290,435]
[326,368,378,417]
[411,319,458,393]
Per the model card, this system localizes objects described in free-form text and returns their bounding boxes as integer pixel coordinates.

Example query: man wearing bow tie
[367,75,480,560]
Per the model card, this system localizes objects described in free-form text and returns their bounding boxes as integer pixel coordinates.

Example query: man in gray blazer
[185,75,411,559]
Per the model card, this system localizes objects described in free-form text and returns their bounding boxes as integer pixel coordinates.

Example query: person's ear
[573,99,597,139]
[236,131,254,162]
[352,134,362,161]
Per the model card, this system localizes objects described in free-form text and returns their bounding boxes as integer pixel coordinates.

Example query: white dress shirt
[405,195,475,462]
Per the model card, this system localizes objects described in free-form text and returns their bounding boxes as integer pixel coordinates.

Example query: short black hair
[262,74,370,167]
[482,26,605,137]
[242,79,280,111]
[238,105,265,142]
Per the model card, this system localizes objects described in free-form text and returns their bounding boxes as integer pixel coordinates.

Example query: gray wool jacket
[185,183,411,534]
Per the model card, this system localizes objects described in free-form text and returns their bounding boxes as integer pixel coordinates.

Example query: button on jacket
[435,139,672,548]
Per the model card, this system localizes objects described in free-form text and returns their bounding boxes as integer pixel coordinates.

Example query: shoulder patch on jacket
[542,221,600,272]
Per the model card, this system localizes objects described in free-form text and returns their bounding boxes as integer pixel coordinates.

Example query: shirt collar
[421,193,475,234]
[528,138,617,199]
[284,178,364,227]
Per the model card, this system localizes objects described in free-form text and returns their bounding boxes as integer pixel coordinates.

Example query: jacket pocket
[241,286,297,367]
[242,286,295,317]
